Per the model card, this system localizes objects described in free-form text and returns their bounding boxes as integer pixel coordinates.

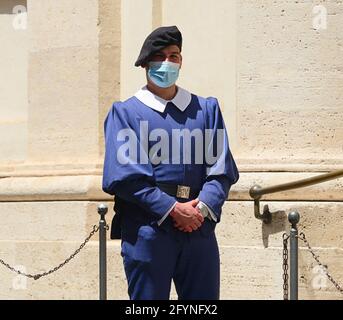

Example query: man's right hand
[170,199,204,232]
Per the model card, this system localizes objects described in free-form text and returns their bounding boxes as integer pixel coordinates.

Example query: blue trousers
[120,218,220,300]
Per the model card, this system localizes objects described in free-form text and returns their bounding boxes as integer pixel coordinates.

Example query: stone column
[0,0,126,299]
[0,0,28,165]
[27,0,100,169]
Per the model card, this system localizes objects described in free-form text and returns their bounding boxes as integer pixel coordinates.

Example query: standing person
[102,26,239,300]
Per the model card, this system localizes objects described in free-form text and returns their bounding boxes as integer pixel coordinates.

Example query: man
[102,26,239,300]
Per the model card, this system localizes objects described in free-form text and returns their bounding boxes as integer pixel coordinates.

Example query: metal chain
[0,224,108,280]
[298,232,343,294]
[282,233,289,300]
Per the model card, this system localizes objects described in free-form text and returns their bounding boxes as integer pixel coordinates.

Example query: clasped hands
[169,198,204,233]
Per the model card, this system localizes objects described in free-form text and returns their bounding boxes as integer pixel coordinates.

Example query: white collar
[134,86,192,113]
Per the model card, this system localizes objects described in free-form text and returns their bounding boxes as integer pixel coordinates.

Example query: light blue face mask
[147,61,180,88]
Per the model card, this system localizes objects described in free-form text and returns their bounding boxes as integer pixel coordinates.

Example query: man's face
[145,45,182,67]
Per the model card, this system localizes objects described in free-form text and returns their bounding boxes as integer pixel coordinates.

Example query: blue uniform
[102,86,239,300]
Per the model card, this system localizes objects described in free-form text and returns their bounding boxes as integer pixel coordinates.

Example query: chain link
[0,224,107,280]
[298,232,343,294]
[282,233,289,300]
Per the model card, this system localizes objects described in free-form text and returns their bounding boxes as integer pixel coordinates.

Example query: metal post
[98,204,108,300]
[288,211,300,300]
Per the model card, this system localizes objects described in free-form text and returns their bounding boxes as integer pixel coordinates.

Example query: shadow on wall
[0,0,27,14]
[261,204,289,248]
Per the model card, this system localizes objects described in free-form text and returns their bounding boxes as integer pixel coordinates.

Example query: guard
[102,26,239,300]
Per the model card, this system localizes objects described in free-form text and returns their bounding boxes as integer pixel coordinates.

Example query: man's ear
[179,55,183,69]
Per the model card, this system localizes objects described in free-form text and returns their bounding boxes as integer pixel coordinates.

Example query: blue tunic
[102,89,239,299]
[102,92,239,225]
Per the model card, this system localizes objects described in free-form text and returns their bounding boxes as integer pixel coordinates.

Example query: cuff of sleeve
[197,201,218,222]
[157,201,177,226]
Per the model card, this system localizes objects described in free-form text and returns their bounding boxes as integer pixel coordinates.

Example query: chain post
[98,203,108,301]
[282,233,289,300]
[288,210,300,300]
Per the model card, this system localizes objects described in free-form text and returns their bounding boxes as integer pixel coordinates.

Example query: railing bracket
[250,185,272,224]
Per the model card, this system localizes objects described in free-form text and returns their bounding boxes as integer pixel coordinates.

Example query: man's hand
[170,199,204,232]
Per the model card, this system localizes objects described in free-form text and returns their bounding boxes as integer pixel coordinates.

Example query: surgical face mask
[147,61,180,88]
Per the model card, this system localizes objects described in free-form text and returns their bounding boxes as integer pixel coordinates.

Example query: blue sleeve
[197,97,239,222]
[102,102,176,219]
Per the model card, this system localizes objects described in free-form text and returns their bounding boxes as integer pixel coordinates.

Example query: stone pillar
[120,0,153,99]
[0,0,126,299]
[0,0,28,165]
[27,0,100,168]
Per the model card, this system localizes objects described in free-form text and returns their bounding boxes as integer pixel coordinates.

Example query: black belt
[156,182,200,200]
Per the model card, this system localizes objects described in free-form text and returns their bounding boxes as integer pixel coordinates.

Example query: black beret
[135,26,182,67]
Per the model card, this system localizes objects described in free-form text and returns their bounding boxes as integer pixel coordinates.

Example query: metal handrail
[249,169,343,223]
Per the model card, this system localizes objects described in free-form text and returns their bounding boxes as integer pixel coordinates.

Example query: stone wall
[0,0,342,299]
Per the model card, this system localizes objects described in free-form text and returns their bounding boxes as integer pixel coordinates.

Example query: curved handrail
[249,169,343,223]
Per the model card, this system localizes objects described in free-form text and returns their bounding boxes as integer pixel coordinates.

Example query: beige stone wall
[0,0,342,300]
[237,0,343,171]
[0,0,28,164]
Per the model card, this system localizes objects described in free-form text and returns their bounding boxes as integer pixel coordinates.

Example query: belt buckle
[176,185,190,199]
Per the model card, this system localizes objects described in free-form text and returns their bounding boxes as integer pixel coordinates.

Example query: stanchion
[288,210,300,300]
[98,204,108,300]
